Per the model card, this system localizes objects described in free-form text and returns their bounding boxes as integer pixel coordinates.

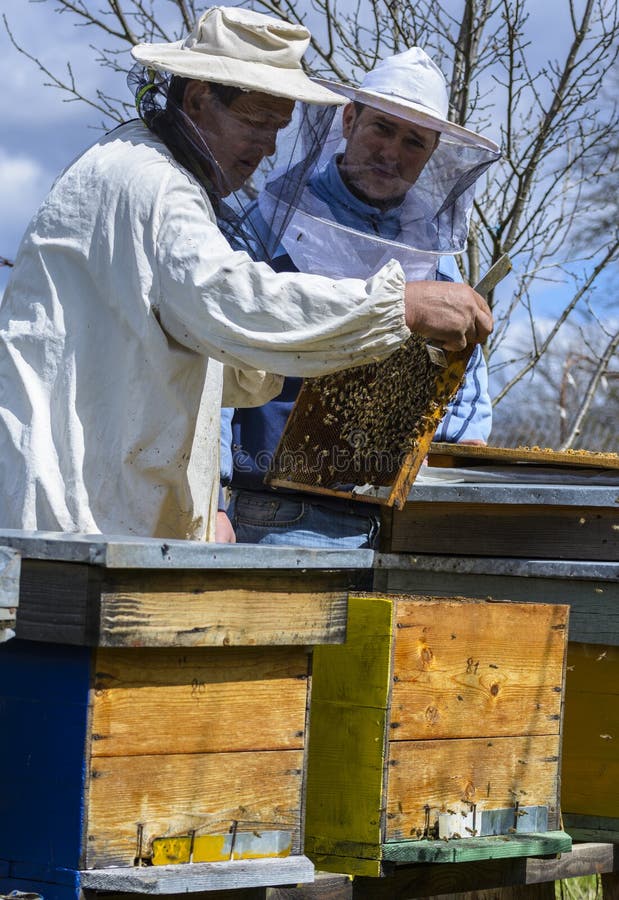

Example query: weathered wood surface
[383,502,619,560]
[374,560,619,646]
[90,646,309,756]
[351,842,619,898]
[268,871,352,900]
[0,546,19,642]
[86,749,305,867]
[390,600,567,740]
[305,595,567,876]
[265,843,619,897]
[602,873,619,900]
[79,856,314,893]
[381,832,570,864]
[77,843,619,898]
[562,642,619,821]
[98,571,348,648]
[15,562,351,647]
[385,734,562,841]
[428,442,619,469]
[564,815,619,842]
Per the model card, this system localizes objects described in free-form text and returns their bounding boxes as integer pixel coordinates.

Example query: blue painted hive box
[0,533,369,899]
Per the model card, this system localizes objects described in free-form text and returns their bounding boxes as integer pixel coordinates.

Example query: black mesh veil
[129,64,337,264]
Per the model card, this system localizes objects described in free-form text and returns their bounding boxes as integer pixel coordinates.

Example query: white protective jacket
[0,121,409,540]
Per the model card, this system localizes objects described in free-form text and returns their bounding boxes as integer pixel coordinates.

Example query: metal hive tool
[266,256,511,509]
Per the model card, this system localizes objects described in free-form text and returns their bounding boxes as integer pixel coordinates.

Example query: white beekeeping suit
[0,7,411,540]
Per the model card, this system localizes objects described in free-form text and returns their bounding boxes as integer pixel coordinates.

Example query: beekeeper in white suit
[0,6,492,541]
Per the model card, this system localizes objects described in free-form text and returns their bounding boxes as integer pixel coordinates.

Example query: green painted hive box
[305,593,572,877]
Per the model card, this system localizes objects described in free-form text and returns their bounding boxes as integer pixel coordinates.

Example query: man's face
[339,104,439,208]
[184,82,294,194]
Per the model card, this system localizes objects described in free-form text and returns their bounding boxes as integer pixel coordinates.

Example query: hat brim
[313,78,500,151]
[131,42,346,106]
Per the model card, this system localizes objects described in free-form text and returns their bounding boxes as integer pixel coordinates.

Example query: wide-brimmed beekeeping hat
[315,47,498,151]
[131,6,345,106]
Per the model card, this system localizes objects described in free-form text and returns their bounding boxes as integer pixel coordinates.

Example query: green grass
[556,875,601,900]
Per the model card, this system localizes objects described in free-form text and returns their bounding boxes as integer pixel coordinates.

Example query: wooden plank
[426,886,555,900]
[90,646,309,756]
[305,596,393,864]
[374,567,619,646]
[98,570,348,648]
[563,815,619,842]
[390,599,567,740]
[381,831,571,864]
[268,871,353,900]
[387,350,474,510]
[15,560,101,645]
[304,702,388,864]
[311,595,394,707]
[15,564,350,647]
[562,643,619,819]
[385,502,619,560]
[428,442,619,469]
[351,842,619,898]
[602,873,619,900]
[308,853,382,877]
[385,733,562,840]
[79,856,314,893]
[85,749,304,867]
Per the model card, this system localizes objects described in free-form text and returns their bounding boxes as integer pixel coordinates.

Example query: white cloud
[0,148,51,251]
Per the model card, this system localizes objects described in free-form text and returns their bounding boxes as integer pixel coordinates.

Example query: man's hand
[403,281,493,351]
[215,510,236,543]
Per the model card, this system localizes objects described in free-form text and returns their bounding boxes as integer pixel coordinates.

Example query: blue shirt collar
[308,155,404,239]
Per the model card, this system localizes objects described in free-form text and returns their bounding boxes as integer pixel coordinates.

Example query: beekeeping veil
[259,47,501,279]
[129,6,345,261]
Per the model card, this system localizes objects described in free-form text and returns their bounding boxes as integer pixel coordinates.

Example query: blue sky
[0,0,129,292]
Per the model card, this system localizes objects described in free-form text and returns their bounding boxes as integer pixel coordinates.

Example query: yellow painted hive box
[561,641,619,841]
[305,593,572,877]
[87,642,311,867]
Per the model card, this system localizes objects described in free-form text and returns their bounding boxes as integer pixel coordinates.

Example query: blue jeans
[229,489,380,549]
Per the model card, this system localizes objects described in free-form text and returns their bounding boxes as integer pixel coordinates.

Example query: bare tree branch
[558,328,619,449]
[4,0,619,446]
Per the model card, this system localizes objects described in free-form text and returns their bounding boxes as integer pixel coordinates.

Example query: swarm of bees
[267,334,470,494]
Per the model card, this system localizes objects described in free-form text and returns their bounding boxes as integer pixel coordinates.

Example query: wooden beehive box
[382,443,619,559]
[305,593,571,877]
[561,641,619,842]
[0,535,372,900]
